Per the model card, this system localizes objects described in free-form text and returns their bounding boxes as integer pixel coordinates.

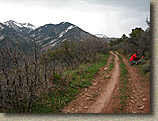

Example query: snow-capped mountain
[0,20,102,52]
[0,22,33,51]
[0,23,5,42]
[3,20,36,34]
[29,21,95,50]
[95,34,118,43]
[95,34,108,38]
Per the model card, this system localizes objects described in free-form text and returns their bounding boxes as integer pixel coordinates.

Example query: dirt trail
[86,51,120,113]
[62,51,120,113]
[62,51,150,113]
[116,52,150,113]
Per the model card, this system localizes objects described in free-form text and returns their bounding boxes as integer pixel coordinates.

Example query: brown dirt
[116,52,150,113]
[86,51,120,113]
[62,51,121,113]
[62,51,150,113]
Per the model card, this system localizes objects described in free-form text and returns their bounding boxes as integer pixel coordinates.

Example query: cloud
[0,0,150,37]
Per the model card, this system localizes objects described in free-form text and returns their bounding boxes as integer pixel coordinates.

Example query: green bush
[141,62,150,73]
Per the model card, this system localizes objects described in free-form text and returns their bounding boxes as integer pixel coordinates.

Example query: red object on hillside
[130,53,137,61]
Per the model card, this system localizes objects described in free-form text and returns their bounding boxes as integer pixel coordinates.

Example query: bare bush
[0,37,109,112]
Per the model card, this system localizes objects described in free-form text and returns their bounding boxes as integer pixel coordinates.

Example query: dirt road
[62,51,150,113]
[86,51,120,113]
[116,52,150,113]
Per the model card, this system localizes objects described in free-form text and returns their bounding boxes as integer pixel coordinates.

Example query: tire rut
[62,51,121,113]
[86,51,120,113]
[116,51,150,113]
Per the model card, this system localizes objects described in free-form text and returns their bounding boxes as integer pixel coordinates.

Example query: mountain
[95,34,118,43]
[3,20,36,34]
[95,34,108,38]
[1,20,104,52]
[0,22,33,51]
[29,22,95,51]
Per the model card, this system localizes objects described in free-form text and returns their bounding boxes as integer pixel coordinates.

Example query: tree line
[110,21,150,59]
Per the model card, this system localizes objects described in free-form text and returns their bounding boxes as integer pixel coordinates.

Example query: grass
[107,55,114,74]
[64,53,110,87]
[31,53,110,113]
[136,59,150,82]
[109,56,114,70]
[117,54,129,112]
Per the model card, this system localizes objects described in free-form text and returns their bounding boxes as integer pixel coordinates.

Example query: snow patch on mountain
[42,39,58,47]
[62,39,67,42]
[43,40,58,48]
[44,37,51,40]
[51,42,57,47]
[0,24,4,30]
[95,34,108,38]
[59,25,76,38]
[3,20,36,31]
[38,29,42,32]
[0,35,4,41]
[22,23,36,30]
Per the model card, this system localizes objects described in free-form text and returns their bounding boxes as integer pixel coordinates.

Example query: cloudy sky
[0,0,150,37]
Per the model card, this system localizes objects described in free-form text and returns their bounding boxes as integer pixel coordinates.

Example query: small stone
[85,97,93,101]
[67,110,70,113]
[82,79,86,81]
[84,106,88,109]
[130,100,135,104]
[99,87,102,91]
[133,90,136,93]
[130,96,135,99]
[104,67,108,71]
[143,98,147,101]
[78,107,82,112]
[105,75,110,78]
[133,111,137,113]
[138,105,145,110]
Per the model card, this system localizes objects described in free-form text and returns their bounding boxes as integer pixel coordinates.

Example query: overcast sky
[0,0,150,37]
